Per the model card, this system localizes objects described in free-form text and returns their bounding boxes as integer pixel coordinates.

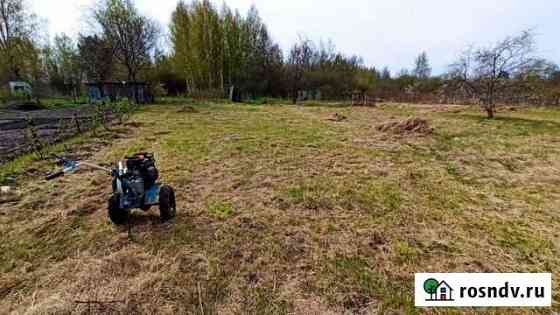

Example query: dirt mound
[377,117,433,135]
[178,105,199,113]
[124,121,144,128]
[326,113,347,122]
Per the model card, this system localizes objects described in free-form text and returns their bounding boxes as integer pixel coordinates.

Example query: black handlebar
[46,171,65,181]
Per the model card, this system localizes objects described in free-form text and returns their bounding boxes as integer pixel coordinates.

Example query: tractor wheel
[108,194,127,225]
[159,185,176,222]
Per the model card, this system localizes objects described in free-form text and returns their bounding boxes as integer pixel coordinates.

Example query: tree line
[0,0,161,99]
[1,0,560,118]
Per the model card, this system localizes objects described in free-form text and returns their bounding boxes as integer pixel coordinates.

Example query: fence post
[73,113,82,133]
[24,115,45,160]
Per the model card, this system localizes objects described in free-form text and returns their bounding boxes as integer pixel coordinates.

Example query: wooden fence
[0,106,115,164]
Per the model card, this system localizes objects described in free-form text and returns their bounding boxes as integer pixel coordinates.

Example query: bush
[244,97,285,105]
[152,84,167,98]
[0,86,11,104]
[113,100,136,123]
[0,87,31,106]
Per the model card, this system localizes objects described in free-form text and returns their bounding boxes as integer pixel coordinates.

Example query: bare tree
[449,30,542,118]
[94,0,159,82]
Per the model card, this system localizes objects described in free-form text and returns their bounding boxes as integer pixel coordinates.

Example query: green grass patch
[207,200,235,218]
[317,255,417,313]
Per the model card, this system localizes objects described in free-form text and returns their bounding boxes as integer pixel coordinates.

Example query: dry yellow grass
[1,102,560,314]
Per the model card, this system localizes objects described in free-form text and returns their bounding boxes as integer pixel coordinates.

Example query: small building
[297,90,321,102]
[351,90,376,106]
[8,81,32,96]
[86,81,152,104]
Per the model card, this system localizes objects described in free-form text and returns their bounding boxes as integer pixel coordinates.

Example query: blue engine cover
[144,184,162,206]
[114,177,161,210]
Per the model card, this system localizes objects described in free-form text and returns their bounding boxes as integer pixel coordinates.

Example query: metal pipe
[79,161,112,173]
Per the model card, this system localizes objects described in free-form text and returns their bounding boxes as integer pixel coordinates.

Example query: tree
[449,30,542,118]
[546,66,560,105]
[424,278,439,300]
[285,37,369,101]
[170,1,193,91]
[398,68,411,78]
[94,0,159,82]
[171,0,225,92]
[53,34,82,99]
[0,0,38,81]
[239,6,284,97]
[78,35,114,82]
[413,51,431,79]
[43,34,83,98]
[221,5,243,92]
[149,50,186,96]
[287,37,313,104]
[381,67,391,80]
[170,1,283,98]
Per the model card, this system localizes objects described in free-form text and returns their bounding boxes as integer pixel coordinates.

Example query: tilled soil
[0,106,108,163]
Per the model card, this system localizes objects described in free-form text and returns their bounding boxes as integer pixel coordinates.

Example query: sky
[29,0,560,75]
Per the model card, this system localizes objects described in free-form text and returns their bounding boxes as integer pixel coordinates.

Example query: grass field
[0,97,88,110]
[1,101,560,314]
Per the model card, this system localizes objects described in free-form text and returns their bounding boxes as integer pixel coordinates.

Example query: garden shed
[86,81,152,104]
[8,81,32,96]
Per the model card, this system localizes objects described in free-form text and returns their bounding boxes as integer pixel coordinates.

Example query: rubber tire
[108,194,127,225]
[140,192,151,211]
[159,185,176,222]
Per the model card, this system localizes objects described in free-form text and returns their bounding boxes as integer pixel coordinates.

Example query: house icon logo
[423,278,454,301]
